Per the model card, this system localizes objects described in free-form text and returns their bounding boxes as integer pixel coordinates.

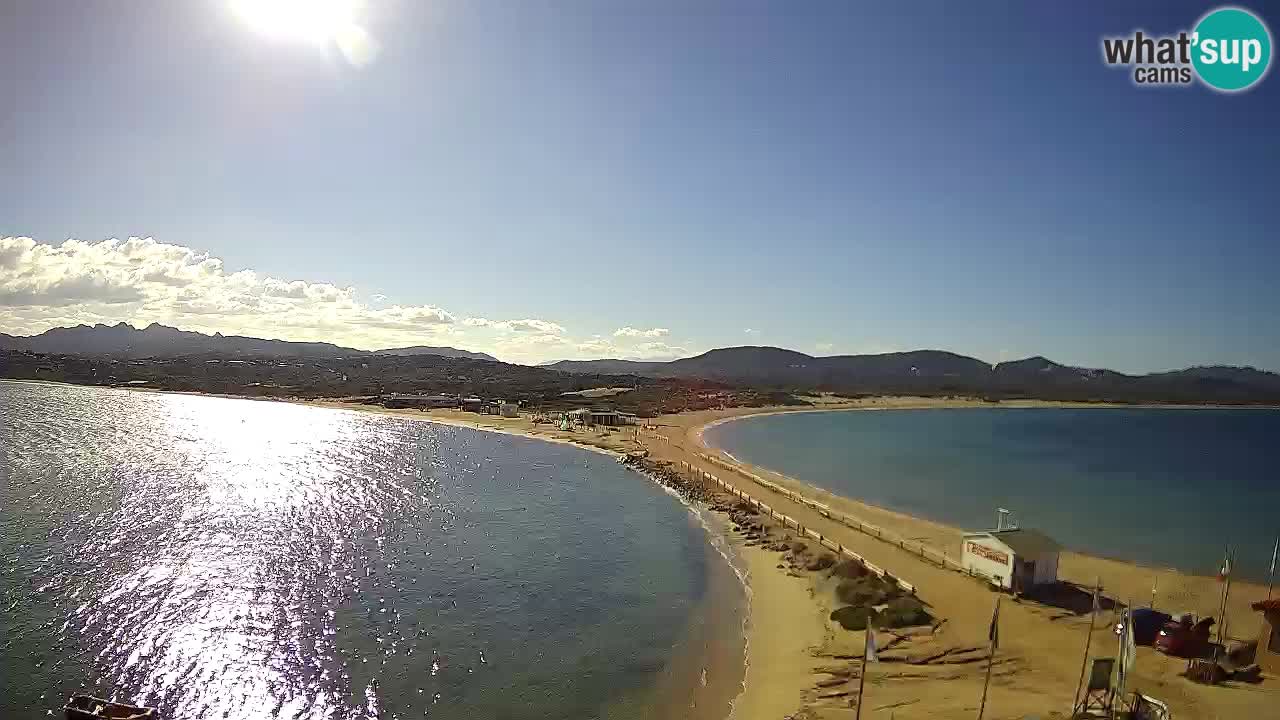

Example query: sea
[706,407,1280,582]
[0,381,746,720]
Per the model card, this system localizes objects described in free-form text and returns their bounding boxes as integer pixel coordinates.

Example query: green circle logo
[1192,7,1272,91]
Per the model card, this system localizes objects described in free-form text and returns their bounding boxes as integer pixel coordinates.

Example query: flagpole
[855,646,868,720]
[1071,579,1100,715]
[1114,599,1125,719]
[1116,598,1135,718]
[1267,536,1278,601]
[1213,546,1233,663]
[1222,547,1236,646]
[1215,546,1229,649]
[855,612,871,720]
[978,596,1000,720]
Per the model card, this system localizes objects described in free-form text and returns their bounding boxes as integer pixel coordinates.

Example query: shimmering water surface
[707,408,1280,581]
[1,382,719,719]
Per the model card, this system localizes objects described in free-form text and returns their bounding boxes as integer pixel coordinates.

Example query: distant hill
[549,346,1280,404]
[373,346,498,361]
[0,323,493,361]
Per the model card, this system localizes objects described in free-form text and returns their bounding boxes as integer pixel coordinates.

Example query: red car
[1154,616,1214,657]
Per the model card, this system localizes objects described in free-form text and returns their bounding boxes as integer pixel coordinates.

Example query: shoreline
[662,404,1279,718]
[696,402,1280,583]
[9,380,1280,717]
[0,381,755,720]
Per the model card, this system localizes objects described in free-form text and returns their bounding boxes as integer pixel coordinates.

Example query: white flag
[865,623,878,663]
[1117,607,1136,693]
[1270,537,1278,576]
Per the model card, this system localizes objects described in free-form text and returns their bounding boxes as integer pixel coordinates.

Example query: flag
[1270,537,1278,577]
[1121,608,1136,674]
[1218,549,1232,582]
[988,598,1000,651]
[865,622,879,663]
[1117,606,1136,694]
[1092,584,1101,613]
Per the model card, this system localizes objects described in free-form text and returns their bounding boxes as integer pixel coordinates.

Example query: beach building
[461,397,484,412]
[587,410,627,426]
[961,528,1061,592]
[1250,599,1280,675]
[383,394,458,409]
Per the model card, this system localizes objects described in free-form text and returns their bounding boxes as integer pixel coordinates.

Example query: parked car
[1154,615,1214,657]
[1115,608,1173,646]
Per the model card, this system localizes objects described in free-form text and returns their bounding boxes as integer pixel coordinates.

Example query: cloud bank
[0,236,692,364]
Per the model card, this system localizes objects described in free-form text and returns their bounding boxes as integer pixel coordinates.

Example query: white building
[961,528,1061,592]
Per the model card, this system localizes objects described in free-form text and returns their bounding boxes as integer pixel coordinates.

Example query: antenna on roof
[996,508,1011,531]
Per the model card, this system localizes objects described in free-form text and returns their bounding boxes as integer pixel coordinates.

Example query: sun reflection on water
[61,394,421,719]
[2,383,712,720]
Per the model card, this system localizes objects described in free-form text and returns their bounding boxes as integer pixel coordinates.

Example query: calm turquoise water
[707,408,1280,581]
[0,382,722,719]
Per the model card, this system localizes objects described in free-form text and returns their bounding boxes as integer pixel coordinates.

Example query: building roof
[965,528,1061,556]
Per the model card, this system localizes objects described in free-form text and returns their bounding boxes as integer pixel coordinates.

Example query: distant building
[961,528,1061,592]
[461,397,485,412]
[479,399,517,416]
[1250,599,1280,675]
[589,410,637,426]
[383,394,458,410]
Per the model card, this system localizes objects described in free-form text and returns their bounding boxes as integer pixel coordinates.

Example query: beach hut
[1249,599,1280,675]
[961,528,1061,592]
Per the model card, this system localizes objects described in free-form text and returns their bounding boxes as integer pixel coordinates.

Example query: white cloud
[613,326,669,339]
[463,317,566,334]
[631,341,688,359]
[0,235,632,364]
[566,335,690,361]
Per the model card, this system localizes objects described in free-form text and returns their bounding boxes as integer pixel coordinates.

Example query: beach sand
[660,401,1280,719]
[301,396,1280,719]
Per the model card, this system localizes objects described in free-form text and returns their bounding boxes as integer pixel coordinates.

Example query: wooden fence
[679,459,920,596]
[691,453,969,574]
[650,427,1001,588]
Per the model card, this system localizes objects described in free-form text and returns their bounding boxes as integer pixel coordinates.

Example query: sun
[230,0,361,44]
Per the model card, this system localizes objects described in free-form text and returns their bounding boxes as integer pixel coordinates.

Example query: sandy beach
[305,396,1280,720]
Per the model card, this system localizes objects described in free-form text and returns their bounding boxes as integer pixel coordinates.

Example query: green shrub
[835,577,892,607]
[830,606,874,631]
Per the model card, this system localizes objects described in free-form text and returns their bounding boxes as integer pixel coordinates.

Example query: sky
[2,1,1278,370]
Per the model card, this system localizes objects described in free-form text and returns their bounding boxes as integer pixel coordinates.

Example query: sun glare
[231,0,360,44]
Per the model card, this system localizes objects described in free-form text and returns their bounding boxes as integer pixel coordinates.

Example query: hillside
[549,347,1280,405]
[372,346,498,361]
[0,323,494,361]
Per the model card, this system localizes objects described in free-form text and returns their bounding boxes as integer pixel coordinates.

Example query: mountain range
[0,323,498,361]
[548,347,1280,404]
[3,324,1278,404]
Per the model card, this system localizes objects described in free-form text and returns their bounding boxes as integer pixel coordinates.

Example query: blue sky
[2,1,1278,370]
